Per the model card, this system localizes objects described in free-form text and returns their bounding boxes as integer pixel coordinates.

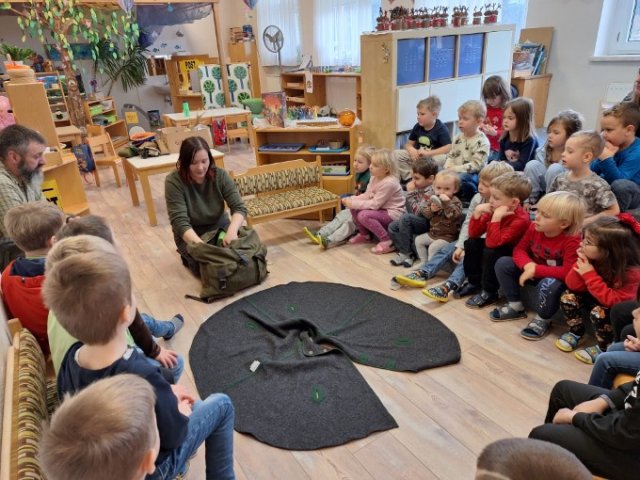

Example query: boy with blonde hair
[394,95,452,183]
[463,172,532,308]
[44,235,235,480]
[592,102,640,211]
[549,130,620,224]
[443,100,491,202]
[40,374,160,480]
[1,201,64,355]
[48,216,185,383]
[493,191,584,340]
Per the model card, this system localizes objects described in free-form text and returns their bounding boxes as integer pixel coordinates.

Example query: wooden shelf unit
[83,96,129,148]
[280,72,362,119]
[361,24,514,148]
[6,81,90,216]
[253,124,361,196]
[34,72,87,128]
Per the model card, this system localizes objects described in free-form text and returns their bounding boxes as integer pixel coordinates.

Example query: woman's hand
[222,230,238,246]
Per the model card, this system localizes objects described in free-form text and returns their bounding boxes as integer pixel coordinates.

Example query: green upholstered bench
[233,158,341,226]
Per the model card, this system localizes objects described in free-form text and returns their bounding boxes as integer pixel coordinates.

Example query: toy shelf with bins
[83,96,129,148]
[253,124,361,196]
[360,23,514,148]
[280,72,361,120]
[35,72,84,127]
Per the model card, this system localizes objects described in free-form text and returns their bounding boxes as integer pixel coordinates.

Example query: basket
[7,68,36,84]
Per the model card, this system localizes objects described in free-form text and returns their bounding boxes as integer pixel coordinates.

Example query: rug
[190,281,461,450]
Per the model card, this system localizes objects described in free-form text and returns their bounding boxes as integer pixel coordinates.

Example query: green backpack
[186,226,268,302]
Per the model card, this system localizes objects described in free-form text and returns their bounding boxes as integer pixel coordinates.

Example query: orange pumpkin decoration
[338,109,356,127]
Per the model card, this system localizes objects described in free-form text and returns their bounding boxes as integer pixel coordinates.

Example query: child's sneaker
[303,227,321,245]
[394,270,429,288]
[163,314,184,340]
[422,283,451,303]
[390,252,411,266]
[349,233,371,244]
[574,345,603,365]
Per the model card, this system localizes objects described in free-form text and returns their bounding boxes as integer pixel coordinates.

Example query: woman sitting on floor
[165,136,247,275]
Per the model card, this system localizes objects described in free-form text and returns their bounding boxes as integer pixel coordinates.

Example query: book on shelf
[512,42,546,77]
[261,91,286,127]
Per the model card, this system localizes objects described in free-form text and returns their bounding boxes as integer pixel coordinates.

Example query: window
[256,0,302,66]
[595,0,640,56]
[313,0,381,67]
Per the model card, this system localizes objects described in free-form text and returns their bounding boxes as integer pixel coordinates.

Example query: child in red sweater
[481,75,511,162]
[492,191,585,340]
[463,172,532,308]
[556,214,640,364]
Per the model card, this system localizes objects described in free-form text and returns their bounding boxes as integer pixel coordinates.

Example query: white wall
[526,0,637,128]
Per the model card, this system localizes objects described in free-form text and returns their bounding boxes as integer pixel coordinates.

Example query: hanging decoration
[117,0,134,14]
[243,0,258,10]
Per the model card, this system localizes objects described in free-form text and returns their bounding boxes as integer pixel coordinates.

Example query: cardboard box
[158,126,213,153]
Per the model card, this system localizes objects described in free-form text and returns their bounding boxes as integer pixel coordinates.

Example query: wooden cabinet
[360,24,514,148]
[280,72,361,119]
[83,96,129,149]
[35,72,79,128]
[253,124,361,195]
[511,74,552,128]
[228,39,261,96]
[6,81,89,216]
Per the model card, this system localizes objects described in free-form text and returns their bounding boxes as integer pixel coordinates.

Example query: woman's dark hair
[583,215,640,287]
[176,136,216,183]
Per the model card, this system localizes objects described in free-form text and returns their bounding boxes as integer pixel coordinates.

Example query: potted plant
[473,7,483,25]
[92,38,149,97]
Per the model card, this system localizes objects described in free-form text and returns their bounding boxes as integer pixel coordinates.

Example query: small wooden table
[55,125,82,147]
[123,150,225,226]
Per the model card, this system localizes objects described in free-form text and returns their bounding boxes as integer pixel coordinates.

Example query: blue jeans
[494,256,565,319]
[611,178,640,211]
[417,241,465,287]
[458,172,478,203]
[141,313,185,382]
[387,213,429,256]
[150,393,236,480]
[589,342,640,389]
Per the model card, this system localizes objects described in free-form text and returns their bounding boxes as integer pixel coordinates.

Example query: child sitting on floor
[1,202,64,356]
[44,235,236,480]
[443,100,490,203]
[492,191,584,340]
[549,130,620,224]
[498,97,539,172]
[556,214,640,365]
[393,162,514,297]
[303,145,374,249]
[591,101,640,211]
[463,172,532,308]
[40,374,160,480]
[480,75,511,163]
[388,157,438,267]
[48,215,185,382]
[393,95,452,183]
[412,169,463,263]
[343,148,405,254]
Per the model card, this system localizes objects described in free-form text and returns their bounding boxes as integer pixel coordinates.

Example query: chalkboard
[458,33,484,77]
[428,36,456,81]
[397,38,426,86]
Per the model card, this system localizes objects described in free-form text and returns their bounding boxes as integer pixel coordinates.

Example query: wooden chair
[224,113,252,152]
[86,133,123,188]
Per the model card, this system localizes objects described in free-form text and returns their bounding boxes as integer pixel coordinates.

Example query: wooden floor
[86,145,591,480]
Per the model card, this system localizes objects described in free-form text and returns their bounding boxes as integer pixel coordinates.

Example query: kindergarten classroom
[0,0,638,479]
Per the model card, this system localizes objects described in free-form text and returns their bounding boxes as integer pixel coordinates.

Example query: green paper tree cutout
[1,0,139,128]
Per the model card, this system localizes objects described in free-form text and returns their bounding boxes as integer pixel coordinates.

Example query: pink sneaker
[371,240,396,255]
[349,233,371,244]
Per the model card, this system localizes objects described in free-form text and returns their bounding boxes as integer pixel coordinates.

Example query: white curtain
[256,0,302,66]
[313,0,381,66]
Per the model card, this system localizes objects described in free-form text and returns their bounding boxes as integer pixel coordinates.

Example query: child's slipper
[574,345,602,365]
[520,317,551,341]
[555,332,583,352]
[371,241,396,255]
[303,227,321,245]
